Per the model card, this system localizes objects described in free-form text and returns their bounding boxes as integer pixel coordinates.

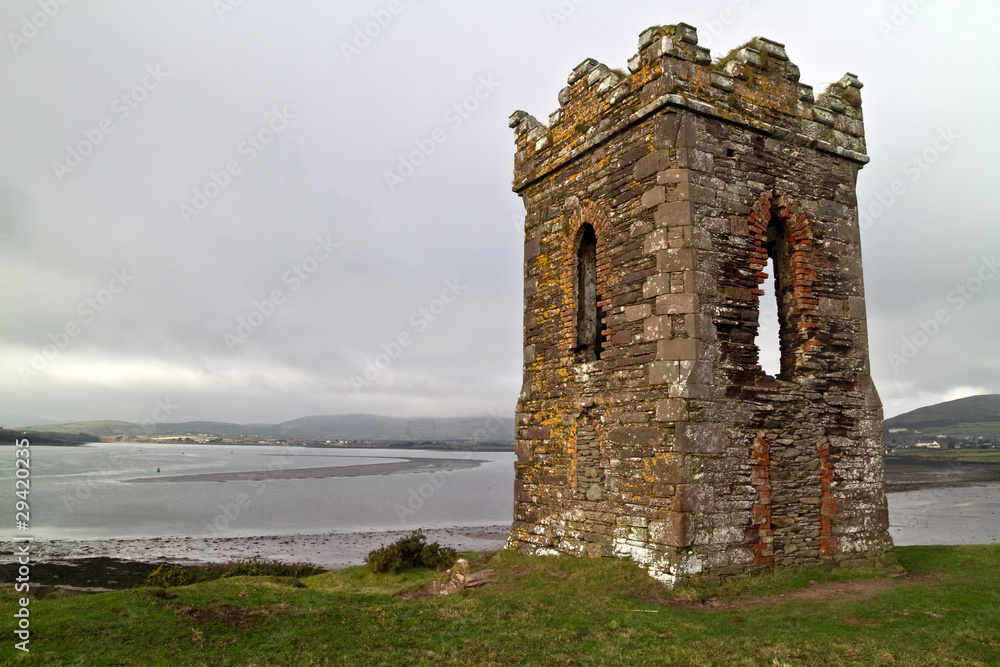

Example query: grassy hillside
[886,394,1000,435]
[15,420,135,438]
[0,428,94,445]
[22,413,516,444]
[2,545,998,665]
[270,414,515,442]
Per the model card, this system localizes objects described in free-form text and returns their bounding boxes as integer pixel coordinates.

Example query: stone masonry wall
[506,23,894,586]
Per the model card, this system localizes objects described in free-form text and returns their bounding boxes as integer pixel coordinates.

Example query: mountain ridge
[884,394,1000,435]
[21,413,516,443]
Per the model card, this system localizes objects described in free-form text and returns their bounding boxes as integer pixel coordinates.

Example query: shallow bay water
[0,443,514,542]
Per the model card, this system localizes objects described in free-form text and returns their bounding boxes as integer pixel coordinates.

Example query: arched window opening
[755,218,793,379]
[756,256,781,377]
[575,224,601,362]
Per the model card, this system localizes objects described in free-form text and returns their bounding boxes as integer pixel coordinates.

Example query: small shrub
[144,565,195,588]
[366,531,457,574]
[219,559,324,579]
[221,560,267,578]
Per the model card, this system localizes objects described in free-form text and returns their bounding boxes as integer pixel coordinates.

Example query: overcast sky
[1,0,997,426]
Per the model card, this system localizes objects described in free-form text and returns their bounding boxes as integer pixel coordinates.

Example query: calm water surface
[0,443,514,541]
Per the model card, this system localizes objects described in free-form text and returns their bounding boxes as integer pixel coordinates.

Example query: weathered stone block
[655,200,693,228]
[642,186,666,209]
[674,422,726,455]
[648,360,678,385]
[624,304,651,322]
[657,248,695,272]
[655,293,698,315]
[635,150,672,180]
[524,237,540,262]
[650,513,691,547]
[515,440,532,463]
[655,398,688,422]
[656,169,689,184]
[643,315,671,341]
[642,273,671,298]
[522,426,550,440]
[674,484,715,513]
[606,426,664,447]
[657,338,699,361]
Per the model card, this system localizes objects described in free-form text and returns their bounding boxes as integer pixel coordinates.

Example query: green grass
[2,546,999,665]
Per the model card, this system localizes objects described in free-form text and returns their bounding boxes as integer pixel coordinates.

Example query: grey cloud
[2,0,998,424]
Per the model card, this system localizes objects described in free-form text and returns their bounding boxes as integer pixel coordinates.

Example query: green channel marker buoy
[156,467,160,473]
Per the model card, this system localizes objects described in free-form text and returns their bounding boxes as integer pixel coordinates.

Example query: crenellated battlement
[510,23,867,192]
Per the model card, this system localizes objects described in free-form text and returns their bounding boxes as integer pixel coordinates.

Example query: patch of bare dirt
[165,601,294,629]
[641,572,944,612]
[841,615,884,627]
[744,577,901,607]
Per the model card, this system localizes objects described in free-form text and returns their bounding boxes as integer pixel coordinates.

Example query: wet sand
[884,455,1000,492]
[889,484,1000,546]
[2,525,511,572]
[126,456,486,483]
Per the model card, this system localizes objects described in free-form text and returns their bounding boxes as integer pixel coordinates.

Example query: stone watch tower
[506,23,894,586]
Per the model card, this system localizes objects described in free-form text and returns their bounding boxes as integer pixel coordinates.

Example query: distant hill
[23,413,515,444]
[1,428,94,446]
[266,414,513,441]
[20,420,145,438]
[885,394,1000,435]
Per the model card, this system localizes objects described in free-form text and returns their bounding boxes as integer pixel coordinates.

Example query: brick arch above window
[748,190,821,378]
[566,200,611,245]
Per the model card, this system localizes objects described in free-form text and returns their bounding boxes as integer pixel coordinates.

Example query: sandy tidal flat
[11,526,512,570]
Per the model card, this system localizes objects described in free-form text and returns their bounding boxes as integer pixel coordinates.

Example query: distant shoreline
[0,438,513,452]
